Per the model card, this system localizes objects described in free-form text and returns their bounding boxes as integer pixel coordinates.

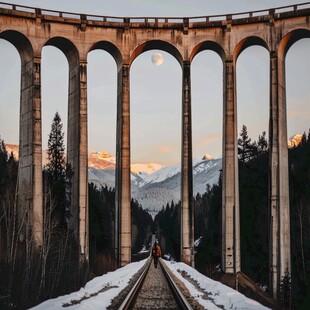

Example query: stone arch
[190,40,226,62]
[0,30,33,63]
[89,41,123,69]
[234,36,269,62]
[278,28,310,59]
[44,36,80,66]
[130,39,183,67]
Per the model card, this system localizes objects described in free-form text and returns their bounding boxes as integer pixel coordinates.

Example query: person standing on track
[151,240,161,268]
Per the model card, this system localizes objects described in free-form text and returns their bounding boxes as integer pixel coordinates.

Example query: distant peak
[89,151,113,159]
[131,162,164,175]
[99,151,113,159]
[202,153,213,160]
[288,134,303,148]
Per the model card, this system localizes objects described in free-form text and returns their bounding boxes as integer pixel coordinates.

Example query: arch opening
[131,49,182,259]
[0,30,33,63]
[234,36,269,62]
[87,48,118,272]
[190,41,226,62]
[0,38,20,148]
[279,29,310,59]
[41,46,69,153]
[89,41,123,69]
[130,40,183,67]
[45,37,79,66]
[191,49,223,273]
[236,44,270,285]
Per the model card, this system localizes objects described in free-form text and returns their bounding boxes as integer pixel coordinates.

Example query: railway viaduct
[0,1,309,298]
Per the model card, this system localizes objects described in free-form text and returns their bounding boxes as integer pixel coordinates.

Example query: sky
[0,0,309,165]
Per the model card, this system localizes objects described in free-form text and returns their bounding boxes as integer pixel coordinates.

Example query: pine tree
[46,112,66,182]
[44,112,70,229]
[0,138,8,196]
[279,267,292,309]
[301,131,307,146]
[238,125,253,163]
[257,131,268,154]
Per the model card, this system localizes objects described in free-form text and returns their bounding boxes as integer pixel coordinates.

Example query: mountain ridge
[8,142,293,216]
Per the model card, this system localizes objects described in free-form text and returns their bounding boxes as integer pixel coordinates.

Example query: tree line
[2,113,310,308]
[0,112,153,309]
[156,125,310,309]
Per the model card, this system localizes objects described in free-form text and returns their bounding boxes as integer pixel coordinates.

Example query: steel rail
[159,259,193,310]
[119,256,193,310]
[118,257,152,310]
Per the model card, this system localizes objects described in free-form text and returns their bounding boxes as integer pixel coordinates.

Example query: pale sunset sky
[0,0,309,165]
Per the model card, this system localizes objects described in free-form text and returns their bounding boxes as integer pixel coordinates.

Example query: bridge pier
[79,60,89,263]
[115,64,131,267]
[222,58,240,274]
[18,49,43,251]
[181,61,194,267]
[67,56,89,265]
[269,51,291,298]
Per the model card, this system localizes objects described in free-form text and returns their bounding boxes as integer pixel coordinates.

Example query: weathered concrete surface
[181,61,194,267]
[1,3,310,296]
[115,64,131,267]
[79,60,89,262]
[269,52,280,298]
[222,59,240,274]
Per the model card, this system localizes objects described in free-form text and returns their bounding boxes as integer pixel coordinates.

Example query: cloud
[159,145,174,154]
[287,108,310,119]
[197,132,222,147]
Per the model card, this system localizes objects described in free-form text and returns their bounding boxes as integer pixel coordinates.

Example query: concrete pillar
[222,59,240,274]
[269,51,291,298]
[79,61,89,262]
[269,52,280,298]
[277,55,291,291]
[115,64,131,266]
[18,55,43,251]
[181,61,194,267]
[67,60,89,263]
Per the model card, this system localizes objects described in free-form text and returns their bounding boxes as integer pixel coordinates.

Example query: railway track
[119,257,193,310]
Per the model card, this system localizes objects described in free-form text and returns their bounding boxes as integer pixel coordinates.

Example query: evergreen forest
[1,115,310,309]
[155,125,310,309]
[0,113,153,309]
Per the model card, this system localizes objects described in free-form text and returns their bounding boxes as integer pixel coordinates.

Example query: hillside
[90,157,222,214]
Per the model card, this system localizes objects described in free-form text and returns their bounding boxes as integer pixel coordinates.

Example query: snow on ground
[31,259,270,310]
[167,261,270,310]
[30,260,147,310]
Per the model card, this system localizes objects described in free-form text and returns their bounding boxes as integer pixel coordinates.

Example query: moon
[151,53,164,66]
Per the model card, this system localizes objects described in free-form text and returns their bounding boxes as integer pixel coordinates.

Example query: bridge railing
[0,1,309,26]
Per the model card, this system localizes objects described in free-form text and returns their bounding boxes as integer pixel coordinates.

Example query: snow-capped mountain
[288,134,303,148]
[131,158,222,215]
[131,162,164,176]
[5,134,305,217]
[88,152,222,215]
[5,144,222,215]
[139,163,180,188]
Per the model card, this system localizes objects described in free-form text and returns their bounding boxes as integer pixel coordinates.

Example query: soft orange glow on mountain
[288,134,303,148]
